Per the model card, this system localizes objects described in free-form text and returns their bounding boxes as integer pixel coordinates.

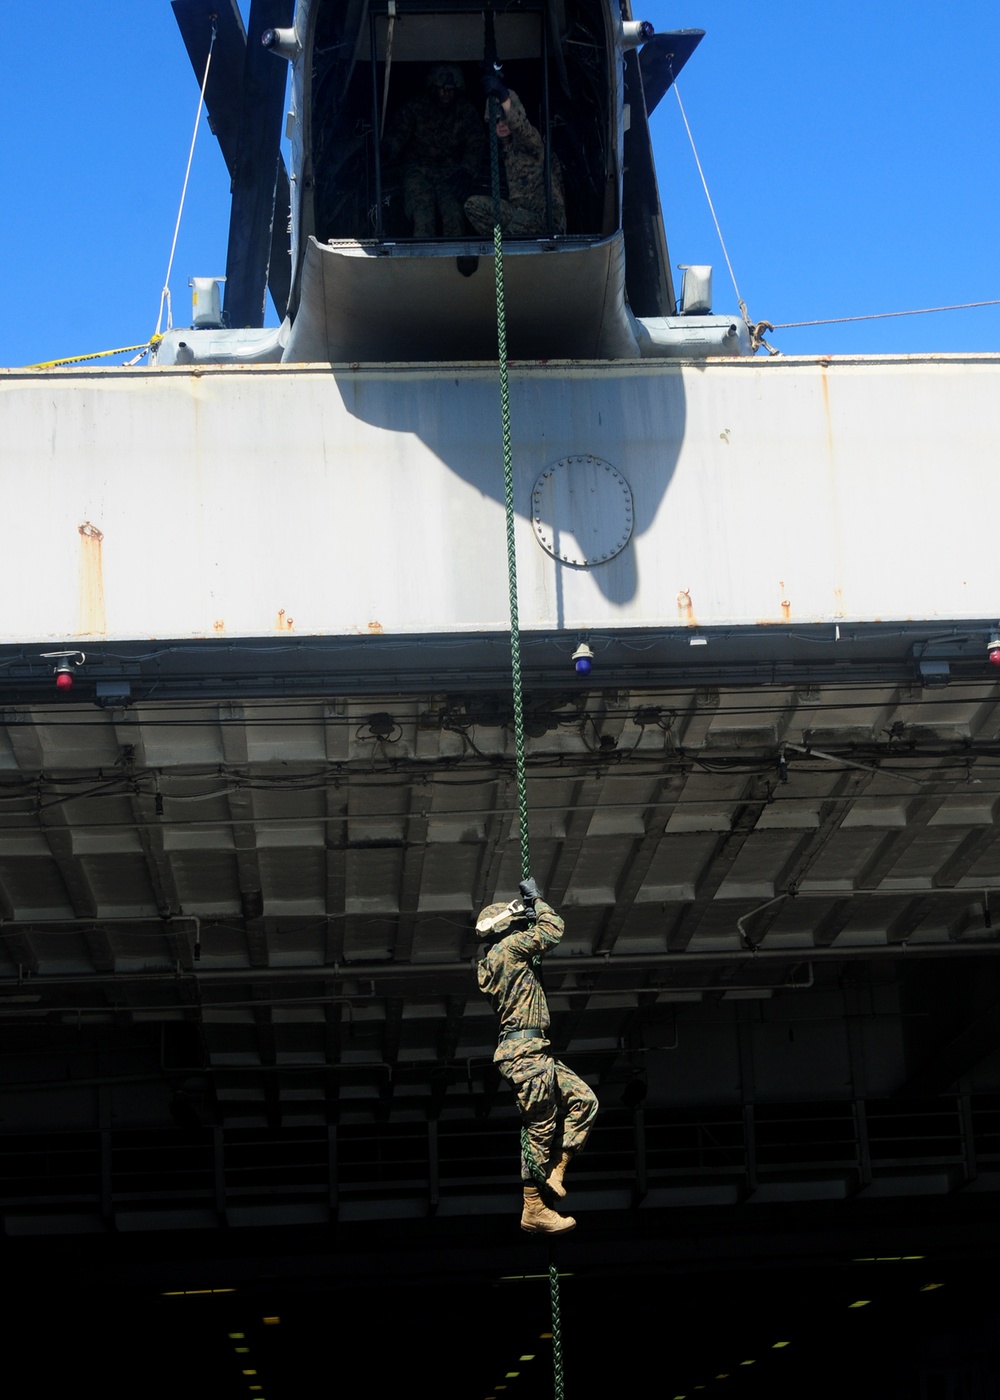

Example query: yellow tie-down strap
[25,334,163,369]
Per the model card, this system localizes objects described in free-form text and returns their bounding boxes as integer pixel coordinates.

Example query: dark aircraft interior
[309,0,613,243]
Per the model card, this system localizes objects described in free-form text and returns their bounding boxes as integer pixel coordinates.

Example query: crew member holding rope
[476,879,598,1233]
[465,70,565,237]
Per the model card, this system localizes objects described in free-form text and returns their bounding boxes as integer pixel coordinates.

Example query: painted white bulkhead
[1,353,995,642]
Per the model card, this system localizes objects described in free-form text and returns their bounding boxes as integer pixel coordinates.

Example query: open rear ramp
[282,232,640,361]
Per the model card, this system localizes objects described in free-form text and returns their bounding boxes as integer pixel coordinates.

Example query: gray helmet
[427,63,464,91]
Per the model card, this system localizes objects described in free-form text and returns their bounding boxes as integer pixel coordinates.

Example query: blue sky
[2,1,997,366]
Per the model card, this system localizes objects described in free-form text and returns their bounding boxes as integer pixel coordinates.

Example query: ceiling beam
[220,705,269,967]
[470,775,513,912]
[933,817,1000,888]
[112,717,194,969]
[392,793,430,963]
[324,708,349,965]
[812,896,858,947]
[545,773,608,906]
[595,772,688,954]
[2,927,39,976]
[855,797,947,889]
[667,775,772,951]
[747,769,874,947]
[885,895,936,945]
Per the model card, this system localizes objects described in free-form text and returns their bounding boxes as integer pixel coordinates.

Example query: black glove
[482,66,509,104]
[519,877,542,905]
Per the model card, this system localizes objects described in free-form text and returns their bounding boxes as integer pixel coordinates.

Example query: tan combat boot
[520,1186,576,1234]
[545,1151,572,1199]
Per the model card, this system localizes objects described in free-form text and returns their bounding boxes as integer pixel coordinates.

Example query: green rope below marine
[520,1126,565,1400]
[549,1258,564,1400]
[488,91,530,885]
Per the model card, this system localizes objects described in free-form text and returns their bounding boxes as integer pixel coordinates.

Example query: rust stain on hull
[276,609,295,632]
[77,522,106,636]
[676,590,698,627]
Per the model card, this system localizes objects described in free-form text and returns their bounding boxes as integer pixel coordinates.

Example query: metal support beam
[393,794,430,962]
[637,30,705,114]
[171,0,292,316]
[855,797,946,890]
[221,705,269,967]
[595,774,686,954]
[224,0,294,327]
[471,776,514,913]
[667,776,771,950]
[324,710,349,965]
[545,774,608,907]
[934,819,1000,888]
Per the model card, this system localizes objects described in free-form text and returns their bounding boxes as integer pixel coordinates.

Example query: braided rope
[520,1132,565,1400]
[155,14,218,337]
[550,1258,564,1400]
[489,81,560,1400]
[488,93,530,884]
[520,1124,547,1186]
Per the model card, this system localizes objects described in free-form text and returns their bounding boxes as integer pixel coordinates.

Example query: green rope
[490,82,561,1400]
[550,1257,564,1400]
[520,1132,565,1400]
[520,1124,547,1186]
[488,92,530,884]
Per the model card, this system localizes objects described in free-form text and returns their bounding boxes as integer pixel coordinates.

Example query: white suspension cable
[154,16,218,338]
[671,78,778,351]
[672,78,744,311]
[772,298,1000,330]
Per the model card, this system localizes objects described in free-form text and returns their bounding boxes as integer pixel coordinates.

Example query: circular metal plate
[531,456,634,566]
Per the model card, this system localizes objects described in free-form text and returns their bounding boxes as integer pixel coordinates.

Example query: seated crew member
[464,73,566,237]
[383,64,485,237]
[476,878,598,1234]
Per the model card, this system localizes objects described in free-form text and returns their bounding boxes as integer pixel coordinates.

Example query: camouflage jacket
[476,900,564,1072]
[497,91,565,230]
[384,92,484,178]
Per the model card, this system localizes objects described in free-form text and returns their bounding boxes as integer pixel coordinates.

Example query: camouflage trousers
[464,194,552,238]
[403,165,466,238]
[505,1055,598,1183]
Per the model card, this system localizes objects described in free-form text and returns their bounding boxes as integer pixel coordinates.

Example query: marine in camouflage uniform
[464,89,566,238]
[476,884,597,1233]
[383,64,484,238]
